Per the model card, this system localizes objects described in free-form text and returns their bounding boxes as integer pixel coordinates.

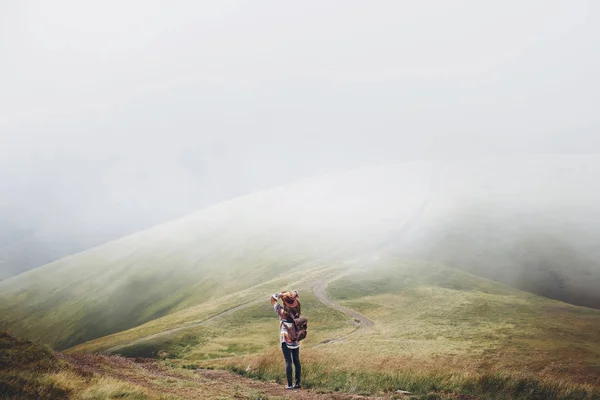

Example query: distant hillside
[2,156,600,351]
[0,152,256,281]
[0,222,75,280]
[0,161,436,349]
[398,156,600,309]
[408,205,600,309]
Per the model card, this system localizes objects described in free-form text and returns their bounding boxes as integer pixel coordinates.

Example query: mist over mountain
[2,0,600,280]
[2,155,600,351]
[3,2,600,398]
[397,156,600,309]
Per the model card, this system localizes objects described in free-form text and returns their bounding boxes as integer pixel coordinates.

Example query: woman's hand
[270,293,279,306]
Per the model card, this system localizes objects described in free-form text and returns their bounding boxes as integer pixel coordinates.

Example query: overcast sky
[1,1,599,252]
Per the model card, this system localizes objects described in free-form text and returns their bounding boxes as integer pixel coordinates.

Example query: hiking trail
[312,278,374,347]
[311,163,444,346]
[65,352,392,399]
[104,299,263,354]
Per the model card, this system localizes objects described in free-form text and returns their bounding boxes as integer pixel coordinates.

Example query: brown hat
[281,291,299,308]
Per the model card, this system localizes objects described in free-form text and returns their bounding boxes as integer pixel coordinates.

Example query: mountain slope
[400,156,600,309]
[69,259,600,398]
[2,156,600,351]
[0,161,440,349]
[224,261,600,398]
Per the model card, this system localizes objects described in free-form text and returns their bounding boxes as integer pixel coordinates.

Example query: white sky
[1,0,599,241]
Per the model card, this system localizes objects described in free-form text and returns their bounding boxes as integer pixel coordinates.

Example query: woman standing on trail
[270,290,301,390]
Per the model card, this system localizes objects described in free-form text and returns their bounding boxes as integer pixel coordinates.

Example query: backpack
[286,311,307,342]
[291,317,308,342]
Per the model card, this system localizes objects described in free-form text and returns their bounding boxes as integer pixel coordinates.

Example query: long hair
[283,302,301,319]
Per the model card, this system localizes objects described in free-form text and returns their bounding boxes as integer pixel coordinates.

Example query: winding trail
[105,163,444,354]
[105,277,373,354]
[65,352,391,399]
[312,278,374,347]
[311,163,445,346]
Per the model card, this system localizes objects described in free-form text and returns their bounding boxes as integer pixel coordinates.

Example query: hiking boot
[284,385,294,390]
[293,383,302,389]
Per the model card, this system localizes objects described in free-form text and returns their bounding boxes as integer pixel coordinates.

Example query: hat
[281,291,299,308]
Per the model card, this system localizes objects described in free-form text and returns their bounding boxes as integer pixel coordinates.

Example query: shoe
[293,383,302,389]
[284,385,294,390]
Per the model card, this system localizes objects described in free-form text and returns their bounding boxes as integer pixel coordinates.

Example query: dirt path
[103,163,443,355]
[104,271,376,354]
[196,368,389,399]
[105,299,263,354]
[104,275,373,354]
[309,165,446,346]
[65,353,391,399]
[312,278,374,347]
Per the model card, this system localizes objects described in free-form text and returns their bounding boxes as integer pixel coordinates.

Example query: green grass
[204,261,600,399]
[0,247,303,350]
[226,355,600,399]
[71,266,352,359]
[0,213,340,350]
[7,255,600,398]
[5,158,600,398]
[3,156,600,352]
[62,259,600,398]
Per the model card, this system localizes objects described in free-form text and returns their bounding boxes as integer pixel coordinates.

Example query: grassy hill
[222,261,600,398]
[5,331,382,400]
[1,330,171,400]
[68,259,600,399]
[2,156,600,398]
[67,264,352,357]
[3,156,600,350]
[0,161,437,349]
[408,204,600,309]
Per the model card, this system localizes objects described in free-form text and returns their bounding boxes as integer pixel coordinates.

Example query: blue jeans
[281,343,301,387]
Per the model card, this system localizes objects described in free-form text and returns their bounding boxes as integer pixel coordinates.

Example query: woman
[270,290,302,389]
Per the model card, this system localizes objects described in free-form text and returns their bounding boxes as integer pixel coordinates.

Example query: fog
[1,1,600,278]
